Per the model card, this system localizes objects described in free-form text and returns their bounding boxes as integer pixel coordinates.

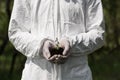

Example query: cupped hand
[42,40,56,61]
[59,38,71,57]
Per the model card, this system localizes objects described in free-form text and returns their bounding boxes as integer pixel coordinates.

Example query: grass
[89,51,120,80]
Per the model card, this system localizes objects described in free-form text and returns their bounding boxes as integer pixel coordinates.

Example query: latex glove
[59,38,71,57]
[42,40,57,61]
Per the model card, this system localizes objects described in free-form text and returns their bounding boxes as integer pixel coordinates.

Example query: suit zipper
[52,0,62,80]
[52,64,62,80]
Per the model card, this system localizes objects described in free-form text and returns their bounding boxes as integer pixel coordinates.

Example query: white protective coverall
[8,0,105,80]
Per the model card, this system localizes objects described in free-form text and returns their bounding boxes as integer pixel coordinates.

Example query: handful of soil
[49,38,64,57]
[49,47,64,57]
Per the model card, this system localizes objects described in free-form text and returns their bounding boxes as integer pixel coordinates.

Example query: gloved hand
[42,39,57,61]
[59,38,71,57]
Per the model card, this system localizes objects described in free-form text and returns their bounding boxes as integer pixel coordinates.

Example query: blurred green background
[0,0,120,80]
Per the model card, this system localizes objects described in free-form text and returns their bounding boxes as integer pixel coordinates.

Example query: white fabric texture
[8,0,105,80]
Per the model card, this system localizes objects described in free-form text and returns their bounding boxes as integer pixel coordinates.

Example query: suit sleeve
[8,0,48,58]
[67,0,105,56]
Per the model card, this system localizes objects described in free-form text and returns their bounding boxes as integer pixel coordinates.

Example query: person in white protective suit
[8,0,105,80]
